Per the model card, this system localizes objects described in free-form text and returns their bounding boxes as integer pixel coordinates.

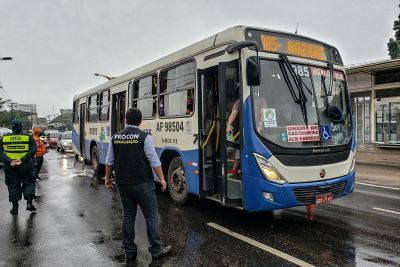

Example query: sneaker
[125,254,137,265]
[10,205,18,215]
[227,169,238,176]
[26,202,37,212]
[152,245,171,260]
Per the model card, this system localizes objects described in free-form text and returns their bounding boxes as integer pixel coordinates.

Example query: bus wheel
[91,146,100,174]
[167,157,189,204]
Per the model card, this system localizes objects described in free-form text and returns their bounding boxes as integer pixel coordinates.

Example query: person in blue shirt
[105,108,171,263]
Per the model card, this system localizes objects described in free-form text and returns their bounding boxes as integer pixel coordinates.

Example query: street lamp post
[94,73,115,80]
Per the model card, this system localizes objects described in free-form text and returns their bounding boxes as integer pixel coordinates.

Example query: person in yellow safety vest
[0,120,37,215]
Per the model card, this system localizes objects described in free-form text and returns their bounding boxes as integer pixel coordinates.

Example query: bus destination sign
[246,29,342,64]
[260,34,327,61]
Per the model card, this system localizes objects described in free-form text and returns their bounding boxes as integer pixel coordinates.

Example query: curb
[356,160,400,169]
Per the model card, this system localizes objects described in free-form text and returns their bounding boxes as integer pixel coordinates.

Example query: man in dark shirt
[105,108,171,263]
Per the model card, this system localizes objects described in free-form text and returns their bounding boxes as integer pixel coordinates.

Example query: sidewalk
[355,162,400,188]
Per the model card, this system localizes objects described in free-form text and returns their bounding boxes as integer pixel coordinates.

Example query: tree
[50,113,72,130]
[0,110,32,130]
[387,5,400,59]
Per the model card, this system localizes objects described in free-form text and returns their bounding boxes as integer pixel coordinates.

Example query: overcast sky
[0,0,398,117]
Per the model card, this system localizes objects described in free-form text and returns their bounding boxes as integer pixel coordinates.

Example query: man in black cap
[0,119,37,214]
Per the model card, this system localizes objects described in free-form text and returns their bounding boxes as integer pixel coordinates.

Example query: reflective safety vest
[2,134,30,160]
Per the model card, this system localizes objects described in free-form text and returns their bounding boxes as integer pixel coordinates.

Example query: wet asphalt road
[0,150,399,267]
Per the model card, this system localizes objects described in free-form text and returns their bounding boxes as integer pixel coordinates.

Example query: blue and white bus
[72,26,355,211]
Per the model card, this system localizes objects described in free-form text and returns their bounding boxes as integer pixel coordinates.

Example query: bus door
[112,91,126,135]
[219,60,242,206]
[198,67,219,197]
[79,103,86,157]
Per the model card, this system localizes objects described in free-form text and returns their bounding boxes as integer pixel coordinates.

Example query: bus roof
[74,25,338,100]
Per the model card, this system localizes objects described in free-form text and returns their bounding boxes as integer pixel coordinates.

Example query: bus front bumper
[242,171,355,212]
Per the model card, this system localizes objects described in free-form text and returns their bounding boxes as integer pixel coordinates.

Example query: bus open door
[199,60,243,207]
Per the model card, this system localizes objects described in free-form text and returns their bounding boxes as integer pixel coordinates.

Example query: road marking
[207,222,315,267]
[373,207,400,215]
[355,182,400,191]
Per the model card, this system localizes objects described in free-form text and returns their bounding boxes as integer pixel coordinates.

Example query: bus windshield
[253,59,352,148]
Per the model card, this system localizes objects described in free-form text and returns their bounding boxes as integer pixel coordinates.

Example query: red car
[47,132,61,148]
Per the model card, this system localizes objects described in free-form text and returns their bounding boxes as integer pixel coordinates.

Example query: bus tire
[167,157,189,204]
[91,146,100,174]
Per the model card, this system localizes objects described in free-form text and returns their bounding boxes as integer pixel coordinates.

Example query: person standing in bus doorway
[226,98,241,177]
[226,93,267,177]
[0,120,37,214]
[104,108,171,263]
[32,128,47,181]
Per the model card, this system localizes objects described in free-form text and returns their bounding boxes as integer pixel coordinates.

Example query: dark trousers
[34,156,44,178]
[4,159,36,202]
[117,182,161,257]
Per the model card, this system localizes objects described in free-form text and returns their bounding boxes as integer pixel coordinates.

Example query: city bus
[72,26,355,212]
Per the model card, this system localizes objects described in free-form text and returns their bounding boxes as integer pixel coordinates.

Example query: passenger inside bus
[226,98,241,177]
[227,92,267,177]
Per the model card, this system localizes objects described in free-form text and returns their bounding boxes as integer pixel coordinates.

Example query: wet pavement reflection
[0,149,399,266]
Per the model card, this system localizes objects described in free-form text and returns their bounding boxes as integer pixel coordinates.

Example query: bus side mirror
[247,58,260,86]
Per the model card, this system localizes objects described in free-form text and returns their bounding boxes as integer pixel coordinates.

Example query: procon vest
[112,127,153,185]
[2,134,30,160]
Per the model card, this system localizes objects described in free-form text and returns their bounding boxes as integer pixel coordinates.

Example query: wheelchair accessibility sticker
[321,125,331,142]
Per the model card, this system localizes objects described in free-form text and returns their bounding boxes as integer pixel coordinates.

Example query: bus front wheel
[167,157,189,204]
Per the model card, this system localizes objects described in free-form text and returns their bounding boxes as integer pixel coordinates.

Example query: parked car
[47,131,61,148]
[40,134,50,150]
[0,128,12,167]
[57,131,73,152]
[0,127,12,137]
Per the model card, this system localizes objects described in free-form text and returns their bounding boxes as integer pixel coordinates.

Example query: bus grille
[292,181,346,205]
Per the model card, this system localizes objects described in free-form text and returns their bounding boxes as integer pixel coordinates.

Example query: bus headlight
[253,153,286,184]
[348,152,356,174]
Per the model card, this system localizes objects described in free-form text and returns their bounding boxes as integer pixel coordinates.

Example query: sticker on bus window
[281,132,288,143]
[320,125,332,142]
[262,108,277,128]
[286,125,320,143]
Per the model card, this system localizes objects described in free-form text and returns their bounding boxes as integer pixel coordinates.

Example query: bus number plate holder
[315,193,333,204]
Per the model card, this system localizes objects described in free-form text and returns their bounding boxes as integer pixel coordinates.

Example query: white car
[0,127,12,137]
[0,128,12,166]
[57,131,73,152]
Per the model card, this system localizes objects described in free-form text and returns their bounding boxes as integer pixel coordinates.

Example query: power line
[0,81,11,100]
[0,81,8,99]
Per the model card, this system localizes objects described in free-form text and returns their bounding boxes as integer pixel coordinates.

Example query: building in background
[346,59,400,164]
[14,104,37,126]
[60,109,72,115]
[36,117,47,125]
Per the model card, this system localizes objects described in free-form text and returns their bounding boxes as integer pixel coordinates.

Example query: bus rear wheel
[167,157,189,204]
[91,146,102,174]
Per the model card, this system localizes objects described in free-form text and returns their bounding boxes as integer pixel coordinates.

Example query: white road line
[207,222,315,267]
[355,182,400,191]
[373,207,400,215]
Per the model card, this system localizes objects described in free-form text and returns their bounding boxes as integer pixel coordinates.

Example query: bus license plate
[315,193,333,204]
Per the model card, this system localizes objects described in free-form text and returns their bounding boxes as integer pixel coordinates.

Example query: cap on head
[11,119,23,133]
[33,127,42,135]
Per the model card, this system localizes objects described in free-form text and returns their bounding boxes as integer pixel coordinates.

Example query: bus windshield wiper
[279,54,308,126]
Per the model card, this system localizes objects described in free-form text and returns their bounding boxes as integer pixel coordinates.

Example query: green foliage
[0,110,32,130]
[51,113,72,130]
[388,5,400,59]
